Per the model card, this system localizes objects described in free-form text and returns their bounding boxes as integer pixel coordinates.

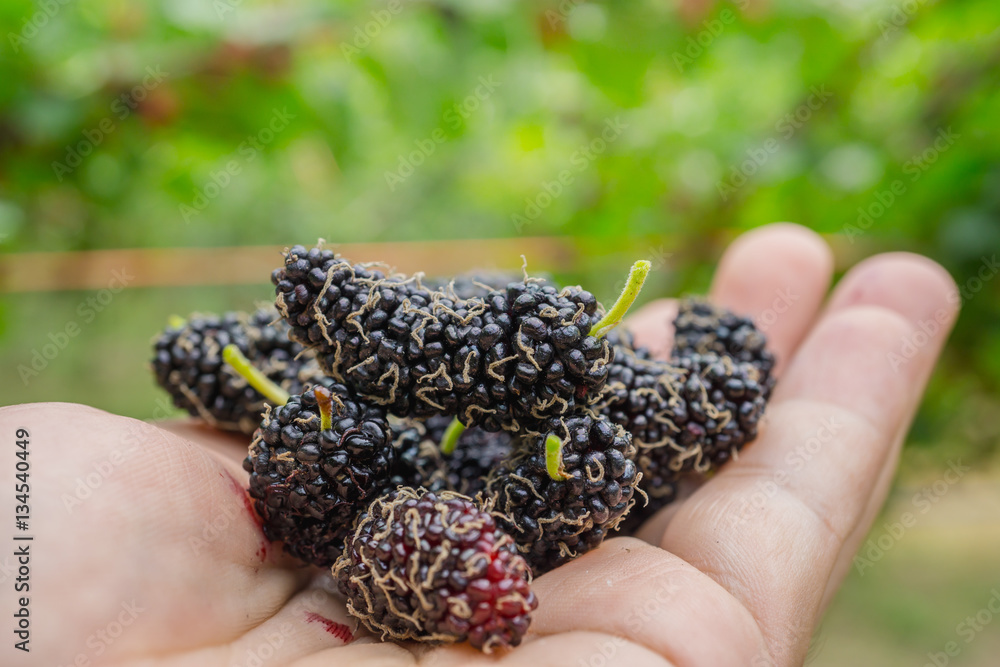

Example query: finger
[157,418,253,468]
[708,222,834,376]
[659,253,958,665]
[528,538,768,666]
[816,253,961,606]
[627,223,833,374]
[627,223,833,543]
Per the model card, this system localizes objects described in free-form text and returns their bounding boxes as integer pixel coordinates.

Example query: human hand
[1,223,958,666]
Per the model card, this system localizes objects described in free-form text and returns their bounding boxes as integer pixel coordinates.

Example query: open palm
[2,224,958,667]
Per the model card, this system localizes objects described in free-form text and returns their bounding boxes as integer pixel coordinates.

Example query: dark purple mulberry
[242,382,393,566]
[152,307,323,434]
[390,416,513,497]
[487,411,640,575]
[271,245,611,433]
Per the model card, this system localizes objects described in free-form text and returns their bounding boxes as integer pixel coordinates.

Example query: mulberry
[243,382,393,566]
[487,411,639,575]
[152,307,322,435]
[334,487,537,652]
[272,245,649,433]
[390,416,513,496]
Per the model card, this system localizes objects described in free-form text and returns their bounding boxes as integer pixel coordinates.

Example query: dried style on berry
[487,411,640,574]
[272,245,614,433]
[243,382,393,566]
[390,415,513,497]
[334,487,537,652]
[427,271,534,301]
[152,307,322,434]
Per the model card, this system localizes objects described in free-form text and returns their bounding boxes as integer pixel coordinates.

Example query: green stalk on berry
[439,418,466,455]
[545,433,571,481]
[591,259,651,339]
[222,344,290,406]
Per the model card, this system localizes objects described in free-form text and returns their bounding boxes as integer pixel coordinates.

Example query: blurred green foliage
[1,0,998,463]
[2,3,999,663]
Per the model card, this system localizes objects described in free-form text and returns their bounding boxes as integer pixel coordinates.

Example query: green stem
[168,315,187,329]
[314,386,334,431]
[440,418,466,455]
[545,434,571,481]
[591,260,652,338]
[222,344,290,406]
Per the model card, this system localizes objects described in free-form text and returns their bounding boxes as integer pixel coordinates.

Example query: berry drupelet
[243,382,393,567]
[152,307,323,435]
[272,246,647,433]
[487,411,640,575]
[390,415,513,497]
[334,487,537,652]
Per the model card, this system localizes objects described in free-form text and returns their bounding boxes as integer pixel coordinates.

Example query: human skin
[0,223,959,666]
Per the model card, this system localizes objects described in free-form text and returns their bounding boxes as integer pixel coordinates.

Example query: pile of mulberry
[334,487,537,652]
[243,382,393,566]
[152,307,322,434]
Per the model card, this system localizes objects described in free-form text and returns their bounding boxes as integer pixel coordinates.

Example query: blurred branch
[0,237,579,293]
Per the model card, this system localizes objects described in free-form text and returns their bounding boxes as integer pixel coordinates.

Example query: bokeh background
[1,0,998,664]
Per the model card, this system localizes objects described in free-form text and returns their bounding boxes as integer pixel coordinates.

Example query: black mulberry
[272,246,648,433]
[487,411,640,575]
[390,416,513,497]
[152,307,322,434]
[243,382,393,566]
[673,297,776,392]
